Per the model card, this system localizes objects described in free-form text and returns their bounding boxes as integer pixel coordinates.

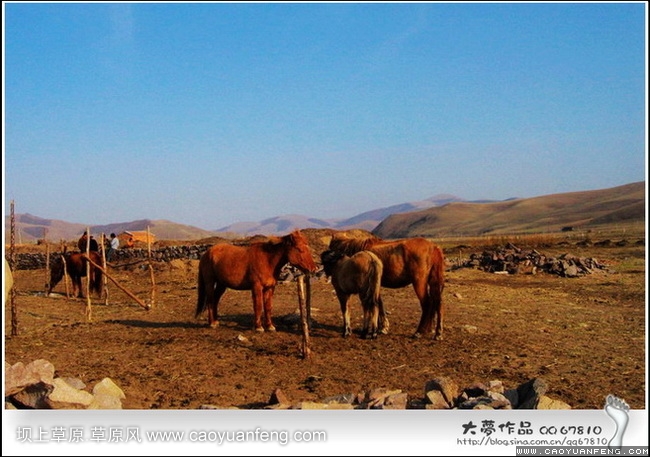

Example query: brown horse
[329,232,445,340]
[196,230,318,332]
[320,249,387,339]
[48,250,104,299]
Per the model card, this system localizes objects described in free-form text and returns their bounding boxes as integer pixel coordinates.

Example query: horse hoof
[209,321,220,329]
[255,327,265,333]
[266,325,276,332]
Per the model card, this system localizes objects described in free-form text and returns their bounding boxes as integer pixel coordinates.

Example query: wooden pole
[147,225,156,308]
[100,233,109,305]
[85,226,92,321]
[10,200,18,336]
[43,228,50,293]
[297,275,311,359]
[59,240,70,299]
[82,255,151,310]
[305,272,312,330]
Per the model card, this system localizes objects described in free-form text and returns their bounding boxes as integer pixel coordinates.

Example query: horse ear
[287,230,302,245]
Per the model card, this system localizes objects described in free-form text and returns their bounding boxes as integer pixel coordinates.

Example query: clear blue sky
[3,2,647,231]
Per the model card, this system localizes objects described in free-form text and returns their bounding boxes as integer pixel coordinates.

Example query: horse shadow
[103,313,344,338]
[104,319,204,329]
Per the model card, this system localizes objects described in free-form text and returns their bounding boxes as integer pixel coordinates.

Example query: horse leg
[412,279,433,338]
[251,285,265,332]
[430,282,444,341]
[371,303,380,339]
[368,295,380,339]
[361,296,370,339]
[262,286,276,332]
[208,284,226,328]
[377,295,389,334]
[73,276,83,298]
[337,292,352,338]
[360,291,378,339]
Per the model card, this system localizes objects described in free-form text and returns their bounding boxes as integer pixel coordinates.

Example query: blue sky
[3,2,647,231]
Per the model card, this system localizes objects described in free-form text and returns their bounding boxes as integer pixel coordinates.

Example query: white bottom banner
[3,408,648,456]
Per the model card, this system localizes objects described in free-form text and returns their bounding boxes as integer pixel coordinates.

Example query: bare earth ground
[4,239,646,410]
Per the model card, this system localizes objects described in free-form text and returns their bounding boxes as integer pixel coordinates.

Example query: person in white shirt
[107,233,120,262]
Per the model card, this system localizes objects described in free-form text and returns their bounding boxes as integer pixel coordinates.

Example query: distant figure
[107,233,120,262]
[78,231,99,252]
[126,236,135,249]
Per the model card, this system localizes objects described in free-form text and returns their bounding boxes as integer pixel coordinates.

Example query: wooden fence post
[297,274,311,359]
[85,226,92,321]
[147,226,156,308]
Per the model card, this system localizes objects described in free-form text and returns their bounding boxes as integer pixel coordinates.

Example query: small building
[119,231,156,248]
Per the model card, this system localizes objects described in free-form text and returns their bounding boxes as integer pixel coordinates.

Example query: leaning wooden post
[61,254,70,298]
[85,226,92,321]
[100,233,109,305]
[297,274,311,359]
[58,239,71,299]
[83,255,151,311]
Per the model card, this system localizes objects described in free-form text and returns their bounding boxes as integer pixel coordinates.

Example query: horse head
[320,249,345,277]
[284,230,317,273]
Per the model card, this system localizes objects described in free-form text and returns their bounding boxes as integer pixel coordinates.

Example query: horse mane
[329,234,380,256]
[237,231,302,248]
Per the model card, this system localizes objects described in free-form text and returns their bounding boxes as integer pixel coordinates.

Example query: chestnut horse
[329,232,445,340]
[196,230,318,332]
[321,249,387,339]
[48,251,104,299]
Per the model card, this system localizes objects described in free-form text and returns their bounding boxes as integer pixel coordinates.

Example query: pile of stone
[201,376,570,410]
[7,359,570,410]
[457,243,609,277]
[5,359,125,410]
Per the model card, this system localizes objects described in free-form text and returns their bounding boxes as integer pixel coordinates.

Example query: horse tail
[365,251,383,308]
[196,258,207,318]
[92,261,104,296]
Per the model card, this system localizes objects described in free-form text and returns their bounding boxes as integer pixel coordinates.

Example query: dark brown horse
[321,249,387,339]
[329,232,446,340]
[196,230,318,332]
[48,251,104,299]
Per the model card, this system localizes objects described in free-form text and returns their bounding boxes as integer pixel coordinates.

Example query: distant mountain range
[215,194,469,235]
[4,182,645,243]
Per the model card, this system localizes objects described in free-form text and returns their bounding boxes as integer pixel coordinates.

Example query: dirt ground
[4,236,646,410]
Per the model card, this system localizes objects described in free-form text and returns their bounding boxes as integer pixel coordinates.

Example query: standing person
[78,231,99,252]
[107,233,120,261]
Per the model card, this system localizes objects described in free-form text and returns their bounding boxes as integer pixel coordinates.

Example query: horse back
[341,237,440,289]
[201,243,277,290]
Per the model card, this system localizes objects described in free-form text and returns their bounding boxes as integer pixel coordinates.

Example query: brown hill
[4,216,225,245]
[372,181,646,238]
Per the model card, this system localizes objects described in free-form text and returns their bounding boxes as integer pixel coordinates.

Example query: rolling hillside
[4,216,221,245]
[372,181,646,238]
[5,182,645,244]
